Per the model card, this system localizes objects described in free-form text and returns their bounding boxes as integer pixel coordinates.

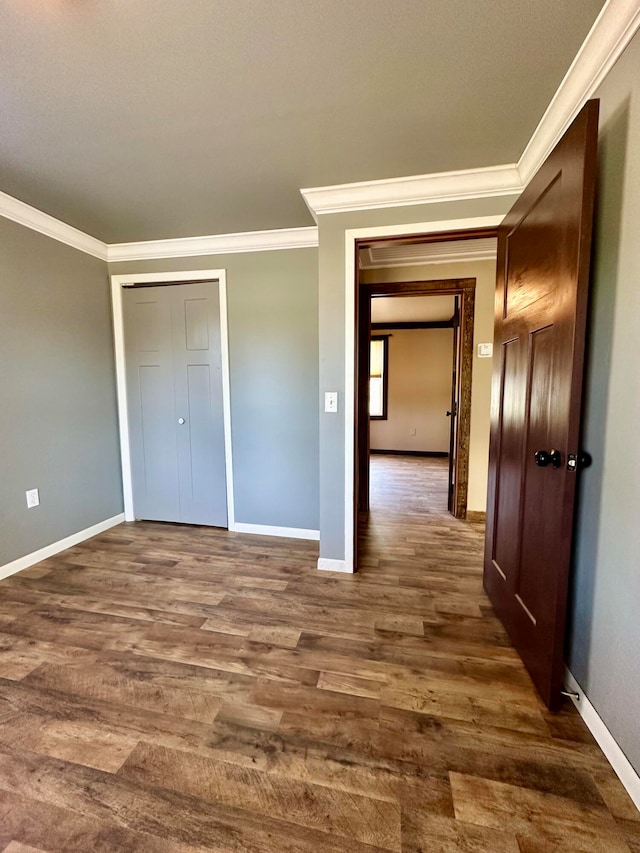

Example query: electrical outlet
[26,488,40,509]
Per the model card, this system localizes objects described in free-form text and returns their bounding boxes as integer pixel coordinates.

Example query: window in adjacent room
[369,335,388,419]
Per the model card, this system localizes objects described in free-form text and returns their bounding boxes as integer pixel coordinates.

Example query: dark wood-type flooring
[0,455,637,851]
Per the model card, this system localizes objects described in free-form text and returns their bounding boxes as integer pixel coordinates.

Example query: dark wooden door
[484,100,599,710]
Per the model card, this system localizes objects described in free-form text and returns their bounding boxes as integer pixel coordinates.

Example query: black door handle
[534,449,562,468]
[446,411,452,417]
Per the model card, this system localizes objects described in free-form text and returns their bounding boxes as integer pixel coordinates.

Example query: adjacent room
[357,238,496,576]
[1,2,639,850]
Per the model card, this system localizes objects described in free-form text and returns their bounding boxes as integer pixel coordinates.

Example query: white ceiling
[372,295,455,324]
[0,1,605,242]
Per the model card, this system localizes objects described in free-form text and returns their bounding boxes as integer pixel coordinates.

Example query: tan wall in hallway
[361,258,496,513]
[370,328,452,453]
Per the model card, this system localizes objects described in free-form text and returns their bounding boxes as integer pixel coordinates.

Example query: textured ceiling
[0,0,605,242]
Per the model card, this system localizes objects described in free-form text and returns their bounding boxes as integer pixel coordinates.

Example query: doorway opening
[353,230,498,570]
[358,280,475,517]
[369,292,459,516]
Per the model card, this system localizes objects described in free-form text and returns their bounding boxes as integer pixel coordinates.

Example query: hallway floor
[0,455,637,851]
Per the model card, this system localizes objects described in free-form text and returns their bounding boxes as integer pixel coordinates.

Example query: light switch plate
[477,343,493,358]
[324,391,338,413]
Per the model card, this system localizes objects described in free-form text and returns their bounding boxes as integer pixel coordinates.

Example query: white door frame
[110,269,235,529]
[342,214,504,570]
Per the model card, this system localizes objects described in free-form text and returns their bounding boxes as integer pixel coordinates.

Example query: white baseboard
[317,557,354,573]
[0,513,125,581]
[565,668,640,811]
[233,523,320,541]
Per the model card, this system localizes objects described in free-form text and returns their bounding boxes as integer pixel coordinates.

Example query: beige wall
[361,259,497,512]
[370,328,452,453]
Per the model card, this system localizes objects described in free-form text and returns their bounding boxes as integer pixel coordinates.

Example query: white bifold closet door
[123,280,227,527]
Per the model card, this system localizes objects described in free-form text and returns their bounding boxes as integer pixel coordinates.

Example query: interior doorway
[368,293,456,513]
[356,277,476,522]
[352,230,498,571]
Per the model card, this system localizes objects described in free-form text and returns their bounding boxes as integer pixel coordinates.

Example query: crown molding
[361,246,497,270]
[518,0,640,183]
[107,226,318,263]
[301,0,640,220]
[0,189,108,260]
[0,192,318,262]
[300,164,522,221]
[361,236,497,269]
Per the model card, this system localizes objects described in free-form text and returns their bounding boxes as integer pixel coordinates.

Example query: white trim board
[340,215,504,572]
[0,188,107,260]
[361,251,496,269]
[301,165,521,221]
[0,188,318,264]
[317,558,352,573]
[360,238,497,269]
[565,668,640,811]
[234,523,320,541]
[110,269,236,531]
[107,226,319,263]
[0,514,124,581]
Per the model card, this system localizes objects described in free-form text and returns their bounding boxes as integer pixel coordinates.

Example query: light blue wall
[0,218,123,566]
[568,31,640,773]
[109,248,319,531]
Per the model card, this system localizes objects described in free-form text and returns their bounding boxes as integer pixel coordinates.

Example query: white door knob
[178,418,185,425]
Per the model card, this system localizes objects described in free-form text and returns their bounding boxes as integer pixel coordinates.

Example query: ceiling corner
[0,189,107,261]
[517,0,640,182]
